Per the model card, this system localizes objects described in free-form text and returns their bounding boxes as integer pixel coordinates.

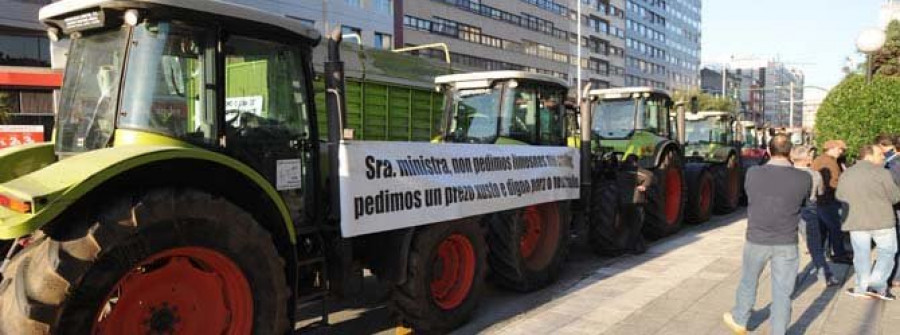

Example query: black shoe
[825,277,841,287]
[866,289,896,301]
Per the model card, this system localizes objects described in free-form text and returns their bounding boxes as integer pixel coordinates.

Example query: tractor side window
[538,88,565,145]
[119,22,217,144]
[502,85,537,144]
[643,99,660,133]
[224,36,309,138]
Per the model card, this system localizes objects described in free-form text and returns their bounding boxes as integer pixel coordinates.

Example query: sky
[701,0,887,99]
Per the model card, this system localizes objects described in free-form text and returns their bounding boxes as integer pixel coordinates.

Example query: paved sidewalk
[478,211,900,335]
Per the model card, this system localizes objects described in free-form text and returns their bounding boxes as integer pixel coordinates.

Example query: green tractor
[681,111,743,224]
[585,87,689,240]
[435,71,572,291]
[0,1,583,333]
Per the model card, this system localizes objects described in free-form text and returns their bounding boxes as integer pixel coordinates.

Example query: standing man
[875,134,900,288]
[837,144,900,300]
[812,140,852,264]
[723,134,810,335]
[792,145,838,286]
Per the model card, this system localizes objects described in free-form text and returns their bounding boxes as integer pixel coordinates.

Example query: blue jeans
[850,228,898,294]
[732,242,799,335]
[801,204,833,281]
[818,202,849,258]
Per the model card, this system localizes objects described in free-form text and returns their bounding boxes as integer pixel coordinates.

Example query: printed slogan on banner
[338,141,580,237]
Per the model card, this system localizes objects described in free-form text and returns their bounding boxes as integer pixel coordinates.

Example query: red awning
[0,67,63,89]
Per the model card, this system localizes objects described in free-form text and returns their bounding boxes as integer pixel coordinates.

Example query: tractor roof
[435,70,568,89]
[686,110,733,121]
[40,0,320,42]
[588,86,671,99]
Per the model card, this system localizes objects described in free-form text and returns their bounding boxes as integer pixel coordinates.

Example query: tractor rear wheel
[588,181,645,255]
[713,155,741,214]
[0,189,290,335]
[684,169,714,224]
[644,149,686,239]
[391,218,486,333]
[487,202,570,292]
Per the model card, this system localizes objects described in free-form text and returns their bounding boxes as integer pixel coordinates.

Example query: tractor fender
[0,145,296,244]
[651,140,681,169]
[0,142,56,184]
[709,146,738,164]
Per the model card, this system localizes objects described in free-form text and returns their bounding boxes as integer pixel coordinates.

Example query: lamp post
[856,28,887,83]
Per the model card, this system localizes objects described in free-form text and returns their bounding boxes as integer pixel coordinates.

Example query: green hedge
[814,74,900,158]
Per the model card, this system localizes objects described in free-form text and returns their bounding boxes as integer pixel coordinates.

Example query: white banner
[339,141,581,237]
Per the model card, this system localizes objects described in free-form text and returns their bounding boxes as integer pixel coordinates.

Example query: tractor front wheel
[713,156,741,214]
[588,181,645,255]
[644,149,686,239]
[0,189,290,335]
[487,202,570,292]
[391,218,486,333]
[684,169,714,224]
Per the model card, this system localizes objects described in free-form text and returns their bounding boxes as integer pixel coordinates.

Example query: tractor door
[223,35,314,221]
[500,82,566,146]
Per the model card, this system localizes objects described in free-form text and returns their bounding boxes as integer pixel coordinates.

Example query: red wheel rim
[430,234,476,310]
[519,206,543,260]
[92,247,253,335]
[699,177,712,216]
[664,167,682,225]
[519,203,561,270]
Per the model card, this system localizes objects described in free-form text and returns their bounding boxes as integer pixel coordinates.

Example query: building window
[341,25,362,44]
[344,0,361,7]
[373,0,393,14]
[0,34,50,67]
[374,32,392,50]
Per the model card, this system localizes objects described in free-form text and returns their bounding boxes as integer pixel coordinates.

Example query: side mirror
[690,96,699,114]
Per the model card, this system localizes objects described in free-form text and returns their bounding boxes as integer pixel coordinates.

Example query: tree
[814,74,900,159]
[872,20,900,77]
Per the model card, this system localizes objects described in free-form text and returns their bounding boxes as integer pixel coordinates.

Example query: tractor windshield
[56,28,129,153]
[446,87,502,143]
[592,99,635,139]
[117,21,218,144]
[685,116,729,144]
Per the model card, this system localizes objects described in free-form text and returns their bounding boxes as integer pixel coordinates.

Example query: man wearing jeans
[812,140,852,264]
[723,135,810,335]
[837,144,900,300]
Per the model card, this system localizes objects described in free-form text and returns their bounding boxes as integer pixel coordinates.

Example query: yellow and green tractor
[681,111,743,224]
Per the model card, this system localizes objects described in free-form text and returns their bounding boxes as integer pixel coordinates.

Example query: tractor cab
[40,0,320,200]
[586,87,676,168]
[683,111,735,163]
[435,71,569,146]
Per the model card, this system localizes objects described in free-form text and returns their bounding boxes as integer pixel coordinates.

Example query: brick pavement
[480,211,899,335]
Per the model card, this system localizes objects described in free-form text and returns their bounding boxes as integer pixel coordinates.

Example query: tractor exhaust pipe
[579,83,593,207]
[325,29,347,221]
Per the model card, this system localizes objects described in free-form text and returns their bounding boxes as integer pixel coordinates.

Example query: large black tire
[391,218,486,334]
[644,149,686,239]
[0,189,290,335]
[486,202,570,292]
[588,181,645,256]
[684,167,714,224]
[713,155,741,214]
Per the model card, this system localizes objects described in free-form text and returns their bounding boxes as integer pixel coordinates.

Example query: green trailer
[311,45,454,142]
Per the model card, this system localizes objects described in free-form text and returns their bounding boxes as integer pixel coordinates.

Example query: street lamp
[856,27,887,83]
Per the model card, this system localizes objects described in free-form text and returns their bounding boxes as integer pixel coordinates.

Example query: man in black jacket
[723,134,810,335]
